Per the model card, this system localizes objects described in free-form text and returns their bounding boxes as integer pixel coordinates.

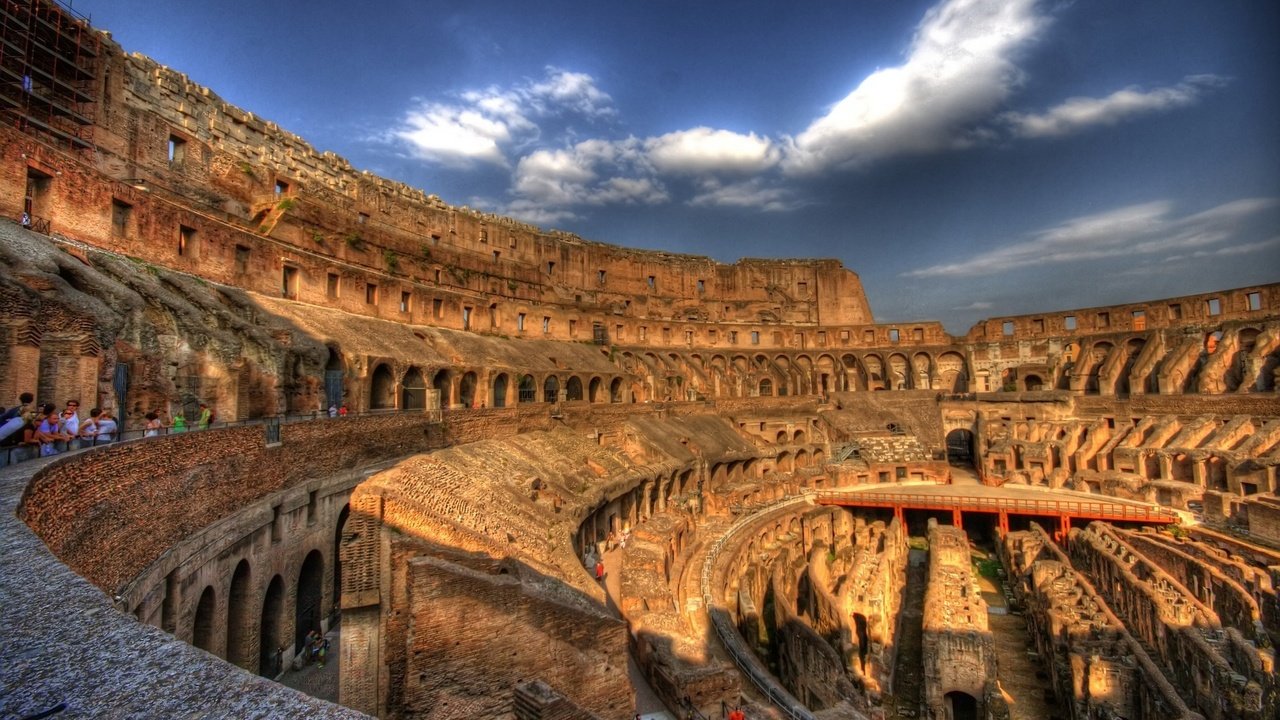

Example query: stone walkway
[279,624,341,702]
[603,547,674,717]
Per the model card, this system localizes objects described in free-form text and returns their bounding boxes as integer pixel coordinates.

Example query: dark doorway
[946,429,974,466]
[227,560,252,669]
[259,575,284,678]
[294,550,324,654]
[333,504,349,624]
[492,373,508,408]
[402,367,425,409]
[192,586,216,654]
[945,690,978,720]
[324,348,344,409]
[370,364,395,409]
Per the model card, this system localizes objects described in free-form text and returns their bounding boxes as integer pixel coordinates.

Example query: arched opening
[324,347,344,409]
[518,374,536,403]
[544,375,560,403]
[776,430,789,443]
[258,575,285,678]
[459,371,477,408]
[370,364,395,409]
[946,429,974,466]
[1023,374,1044,391]
[333,504,349,626]
[565,375,584,401]
[192,585,217,654]
[432,369,452,407]
[793,429,807,444]
[588,376,603,402]
[226,560,252,669]
[401,366,426,409]
[294,550,325,654]
[945,691,978,720]
[610,377,623,403]
[759,378,773,396]
[492,373,509,408]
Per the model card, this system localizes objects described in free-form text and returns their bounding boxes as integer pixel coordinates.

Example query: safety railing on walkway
[813,489,1179,523]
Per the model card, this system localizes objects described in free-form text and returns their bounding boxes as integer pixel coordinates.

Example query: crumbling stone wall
[921,523,1005,720]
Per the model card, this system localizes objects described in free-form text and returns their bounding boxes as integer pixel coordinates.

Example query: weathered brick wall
[18,412,444,592]
[396,551,631,719]
[1245,497,1280,544]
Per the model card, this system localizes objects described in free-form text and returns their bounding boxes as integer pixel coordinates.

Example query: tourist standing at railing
[144,411,164,438]
[0,392,35,442]
[196,403,213,430]
[171,412,188,433]
[36,404,67,457]
[95,409,118,443]
[61,400,81,450]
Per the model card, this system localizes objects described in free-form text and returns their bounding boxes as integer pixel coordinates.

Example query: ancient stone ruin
[1,2,1277,719]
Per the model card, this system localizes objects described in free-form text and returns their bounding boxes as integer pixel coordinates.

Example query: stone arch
[945,691,978,720]
[776,450,793,473]
[794,354,814,394]
[333,503,349,622]
[816,354,839,393]
[565,375,584,402]
[459,371,478,407]
[793,428,807,444]
[192,585,217,654]
[888,353,910,390]
[401,366,425,409]
[259,575,285,678]
[588,376,604,402]
[492,373,509,408]
[947,428,975,466]
[226,559,253,669]
[324,347,345,409]
[776,430,789,443]
[1082,341,1113,394]
[431,369,452,407]
[518,374,536,403]
[795,448,809,468]
[911,352,932,390]
[936,352,967,393]
[294,550,325,654]
[609,377,624,403]
[543,375,560,403]
[759,378,774,396]
[863,353,886,390]
[369,363,395,410]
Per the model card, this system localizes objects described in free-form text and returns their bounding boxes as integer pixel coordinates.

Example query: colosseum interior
[1,2,1277,719]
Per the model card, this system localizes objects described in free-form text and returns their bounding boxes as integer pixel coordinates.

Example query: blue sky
[73,0,1279,332]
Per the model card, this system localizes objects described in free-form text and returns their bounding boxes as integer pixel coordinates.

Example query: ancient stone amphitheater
[1,2,1276,719]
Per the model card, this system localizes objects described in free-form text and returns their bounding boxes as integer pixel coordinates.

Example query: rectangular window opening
[400,291,411,313]
[517,313,526,332]
[326,273,339,299]
[889,329,900,342]
[281,265,298,299]
[111,199,132,236]
[1064,315,1077,330]
[1206,298,1221,316]
[178,225,195,256]
[167,135,186,165]
[462,306,472,330]
[1246,292,1262,311]
[432,298,443,318]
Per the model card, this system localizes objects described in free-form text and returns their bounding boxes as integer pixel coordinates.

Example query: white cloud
[1004,74,1227,138]
[1163,236,1280,263]
[393,67,614,167]
[783,0,1048,174]
[501,138,668,222]
[645,127,780,175]
[904,197,1279,278]
[952,300,994,310]
[688,178,802,212]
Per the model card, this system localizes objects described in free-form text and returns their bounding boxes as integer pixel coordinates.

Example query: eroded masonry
[1,2,1277,720]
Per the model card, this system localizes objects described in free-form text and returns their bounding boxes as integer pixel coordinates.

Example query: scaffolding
[0,0,100,152]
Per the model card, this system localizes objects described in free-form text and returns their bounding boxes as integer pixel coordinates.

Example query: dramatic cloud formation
[783,0,1047,174]
[502,138,668,222]
[688,178,801,212]
[1003,74,1227,138]
[645,128,780,176]
[393,67,614,167]
[904,198,1280,278]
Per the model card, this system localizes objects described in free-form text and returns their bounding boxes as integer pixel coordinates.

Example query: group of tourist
[0,393,117,460]
[302,629,330,669]
[0,392,215,463]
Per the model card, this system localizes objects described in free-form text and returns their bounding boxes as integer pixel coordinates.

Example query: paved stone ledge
[0,453,369,719]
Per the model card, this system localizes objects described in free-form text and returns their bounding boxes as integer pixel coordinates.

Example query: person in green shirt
[196,403,212,430]
[172,412,187,432]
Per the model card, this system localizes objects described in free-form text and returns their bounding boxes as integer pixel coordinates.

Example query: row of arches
[369,363,633,409]
[186,505,347,677]
[617,349,971,400]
